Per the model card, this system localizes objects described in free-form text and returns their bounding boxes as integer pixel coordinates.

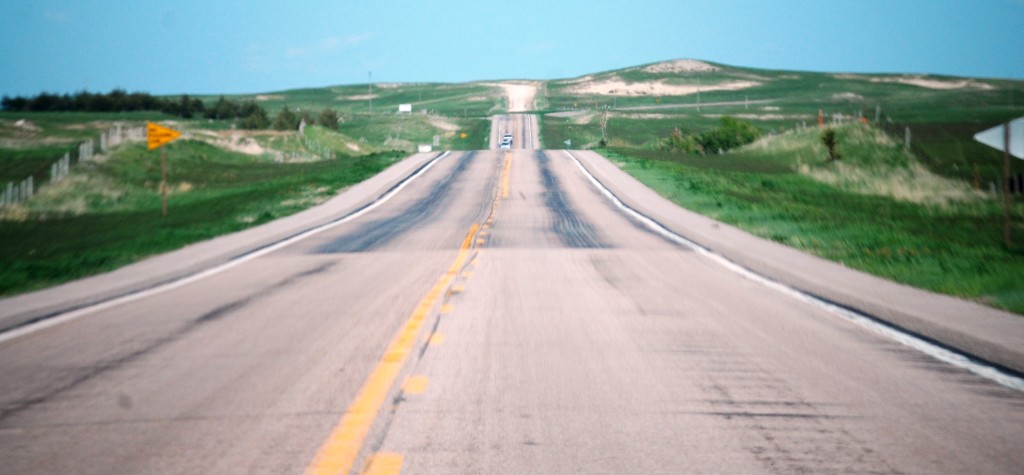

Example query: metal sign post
[147,122,182,216]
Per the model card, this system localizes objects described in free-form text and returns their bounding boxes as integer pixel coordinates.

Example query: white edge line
[0,152,452,344]
[563,150,1024,392]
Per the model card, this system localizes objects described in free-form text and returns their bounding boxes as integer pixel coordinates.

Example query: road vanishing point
[0,113,1022,474]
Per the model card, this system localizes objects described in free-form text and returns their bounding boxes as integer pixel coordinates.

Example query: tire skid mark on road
[317,152,477,253]
[680,340,898,473]
[564,150,1024,392]
[537,151,608,249]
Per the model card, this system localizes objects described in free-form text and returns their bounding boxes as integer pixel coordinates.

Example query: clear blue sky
[2,0,1023,97]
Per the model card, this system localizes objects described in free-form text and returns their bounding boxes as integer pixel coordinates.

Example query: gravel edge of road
[571,150,1024,376]
[0,152,444,334]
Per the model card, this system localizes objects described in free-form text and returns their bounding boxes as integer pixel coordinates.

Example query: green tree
[318,108,339,129]
[205,96,239,120]
[273,105,300,131]
[697,116,762,153]
[662,127,703,154]
[178,94,195,118]
[238,101,269,129]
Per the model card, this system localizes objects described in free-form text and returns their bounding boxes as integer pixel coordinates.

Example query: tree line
[1,90,339,131]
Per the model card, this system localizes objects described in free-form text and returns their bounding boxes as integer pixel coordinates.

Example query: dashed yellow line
[304,225,479,475]
[428,332,445,346]
[501,152,512,199]
[362,452,403,475]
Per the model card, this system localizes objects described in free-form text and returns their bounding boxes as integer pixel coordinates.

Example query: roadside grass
[302,125,375,157]
[0,146,76,183]
[337,114,490,151]
[0,111,167,142]
[0,140,404,296]
[598,125,1024,315]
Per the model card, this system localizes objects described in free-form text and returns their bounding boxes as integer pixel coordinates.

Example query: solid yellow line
[502,153,512,199]
[362,452,403,475]
[305,224,479,475]
[402,376,429,395]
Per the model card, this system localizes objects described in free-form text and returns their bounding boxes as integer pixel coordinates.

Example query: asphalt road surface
[490,114,538,150]
[0,132,1021,473]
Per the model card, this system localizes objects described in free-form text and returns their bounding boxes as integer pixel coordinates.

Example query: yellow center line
[402,376,429,395]
[304,224,479,475]
[497,153,509,199]
[362,452,403,475]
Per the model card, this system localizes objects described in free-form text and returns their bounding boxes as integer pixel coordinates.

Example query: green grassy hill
[2,58,1022,309]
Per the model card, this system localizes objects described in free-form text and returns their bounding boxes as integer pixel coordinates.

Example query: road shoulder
[572,150,1024,375]
[0,152,444,334]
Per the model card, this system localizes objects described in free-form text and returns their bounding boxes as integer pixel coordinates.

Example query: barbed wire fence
[2,124,145,208]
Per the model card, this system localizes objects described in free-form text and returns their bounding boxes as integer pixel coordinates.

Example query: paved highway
[490,114,537,150]
[0,115,1021,474]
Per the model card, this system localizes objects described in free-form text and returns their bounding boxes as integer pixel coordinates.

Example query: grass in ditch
[599,124,1024,315]
[0,146,77,183]
[0,140,404,296]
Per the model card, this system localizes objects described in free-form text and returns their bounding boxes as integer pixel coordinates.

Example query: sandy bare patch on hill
[254,94,284,101]
[833,92,865,101]
[642,59,720,73]
[428,115,460,131]
[198,131,267,155]
[196,129,291,155]
[567,79,759,96]
[561,75,594,85]
[877,76,994,90]
[337,94,379,101]
[833,74,993,90]
[499,82,539,112]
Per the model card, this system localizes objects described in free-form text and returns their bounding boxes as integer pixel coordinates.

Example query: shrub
[662,117,761,155]
[821,128,841,161]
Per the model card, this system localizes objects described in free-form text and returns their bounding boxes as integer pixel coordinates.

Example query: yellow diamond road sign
[147,122,182,150]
